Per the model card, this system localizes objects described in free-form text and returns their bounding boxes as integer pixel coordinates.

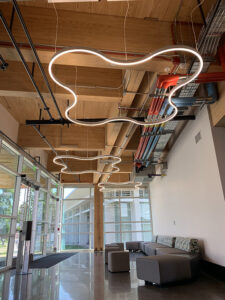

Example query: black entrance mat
[29,252,78,269]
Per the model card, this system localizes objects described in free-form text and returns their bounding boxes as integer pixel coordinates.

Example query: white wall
[150,107,225,266]
[0,103,19,142]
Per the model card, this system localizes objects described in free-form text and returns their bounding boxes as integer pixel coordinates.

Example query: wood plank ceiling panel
[19,0,215,22]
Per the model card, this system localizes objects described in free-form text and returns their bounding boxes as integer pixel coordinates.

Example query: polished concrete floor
[0,252,225,300]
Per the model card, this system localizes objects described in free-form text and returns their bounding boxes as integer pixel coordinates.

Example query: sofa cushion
[156,247,188,256]
[175,237,200,254]
[126,241,142,251]
[144,242,169,256]
[157,235,175,247]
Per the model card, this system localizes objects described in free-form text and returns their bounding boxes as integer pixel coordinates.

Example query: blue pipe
[138,83,218,167]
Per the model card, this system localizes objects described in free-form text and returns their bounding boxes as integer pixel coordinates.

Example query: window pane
[40,173,48,189]
[61,234,90,250]
[35,234,44,254]
[37,191,47,222]
[64,187,90,199]
[104,233,121,244]
[0,172,15,216]
[0,143,19,172]
[36,224,45,235]
[0,218,11,235]
[104,223,120,233]
[62,187,94,250]
[51,180,58,196]
[48,198,56,224]
[17,187,35,230]
[103,187,152,245]
[104,199,120,223]
[0,237,8,267]
[22,159,36,181]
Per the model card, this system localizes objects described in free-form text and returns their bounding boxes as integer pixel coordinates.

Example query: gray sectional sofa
[134,235,201,285]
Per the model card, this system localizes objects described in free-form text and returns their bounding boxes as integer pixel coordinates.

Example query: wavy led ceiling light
[98,181,143,192]
[53,154,121,175]
[48,45,203,126]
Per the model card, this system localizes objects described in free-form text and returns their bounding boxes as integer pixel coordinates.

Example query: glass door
[13,184,34,258]
[34,190,47,256]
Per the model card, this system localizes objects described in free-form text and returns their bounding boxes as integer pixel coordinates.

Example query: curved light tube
[98,181,142,192]
[48,45,203,127]
[53,155,121,175]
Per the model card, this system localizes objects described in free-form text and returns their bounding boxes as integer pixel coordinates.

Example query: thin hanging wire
[52,1,59,54]
[191,0,205,51]
[124,0,130,61]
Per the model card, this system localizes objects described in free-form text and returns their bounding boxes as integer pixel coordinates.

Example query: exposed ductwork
[134,0,225,181]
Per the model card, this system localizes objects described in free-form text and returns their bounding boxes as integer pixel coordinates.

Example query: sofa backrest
[157,235,175,247]
[175,237,200,254]
[151,235,157,243]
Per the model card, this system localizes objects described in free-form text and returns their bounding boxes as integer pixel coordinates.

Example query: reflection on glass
[17,187,34,230]
[50,180,58,196]
[104,188,152,244]
[64,187,91,199]
[0,169,15,217]
[40,172,48,189]
[35,234,44,254]
[0,142,19,172]
[61,234,91,250]
[104,233,120,244]
[0,167,16,268]
[22,159,36,181]
[62,187,94,250]
[0,237,8,267]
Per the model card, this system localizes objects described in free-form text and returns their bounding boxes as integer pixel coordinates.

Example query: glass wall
[0,169,16,268]
[61,186,94,250]
[0,136,61,270]
[104,187,152,244]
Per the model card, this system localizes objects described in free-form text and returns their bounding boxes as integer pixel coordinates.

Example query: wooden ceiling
[0,0,221,185]
[19,0,213,22]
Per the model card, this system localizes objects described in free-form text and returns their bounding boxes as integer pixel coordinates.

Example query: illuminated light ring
[53,155,121,175]
[48,45,203,127]
[98,181,142,192]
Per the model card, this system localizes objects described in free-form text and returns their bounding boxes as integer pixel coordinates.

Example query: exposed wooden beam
[108,173,130,182]
[18,124,106,151]
[126,127,141,151]
[0,46,174,73]
[60,173,93,183]
[0,4,199,53]
[0,96,119,124]
[100,71,157,182]
[93,70,145,183]
[0,61,123,100]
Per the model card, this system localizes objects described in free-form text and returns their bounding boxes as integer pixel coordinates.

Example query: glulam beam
[18,124,106,151]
